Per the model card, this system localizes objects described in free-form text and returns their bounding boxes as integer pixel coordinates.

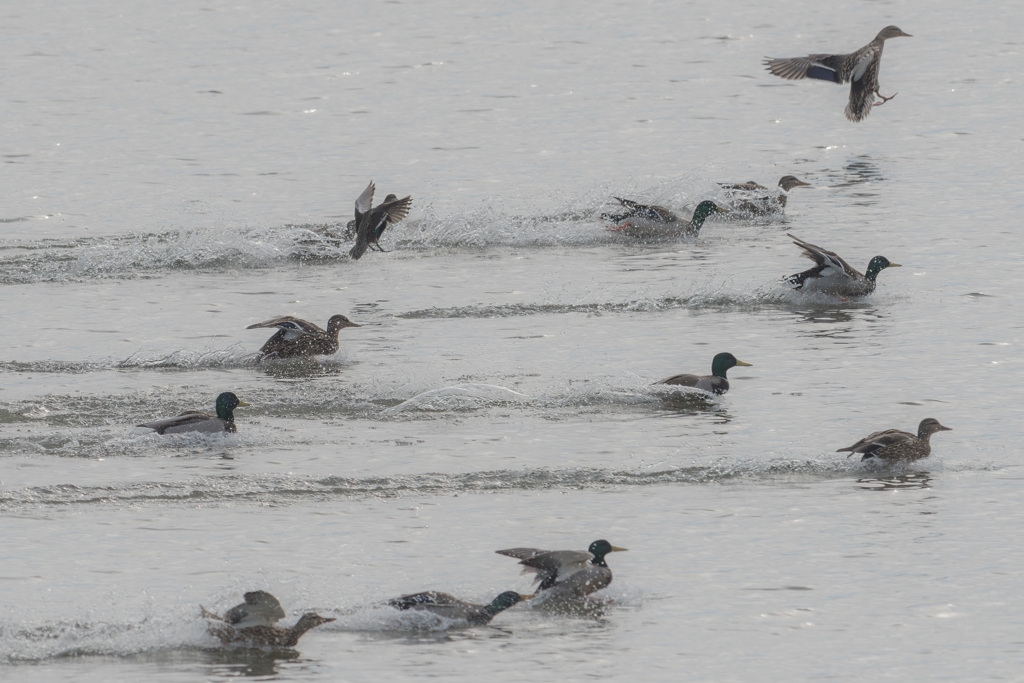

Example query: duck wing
[764,52,851,83]
[353,180,375,227]
[372,195,413,240]
[138,411,226,434]
[247,317,325,341]
[785,233,864,289]
[837,428,916,457]
[497,548,594,590]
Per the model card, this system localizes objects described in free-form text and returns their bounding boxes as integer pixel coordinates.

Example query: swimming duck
[837,418,952,462]
[655,352,752,395]
[785,233,901,296]
[495,540,627,600]
[201,590,333,647]
[350,180,413,260]
[388,591,533,626]
[138,392,249,434]
[247,314,361,360]
[764,26,912,122]
[721,175,810,215]
[604,199,729,238]
[206,612,335,648]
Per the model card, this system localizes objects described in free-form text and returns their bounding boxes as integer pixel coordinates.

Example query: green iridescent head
[214,392,250,421]
[710,352,753,379]
[690,200,729,231]
[485,591,532,615]
[587,540,628,565]
[864,256,901,282]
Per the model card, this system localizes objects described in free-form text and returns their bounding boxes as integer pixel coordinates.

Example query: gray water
[3,0,1023,680]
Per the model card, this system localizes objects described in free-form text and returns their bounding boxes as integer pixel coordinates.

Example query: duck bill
[735,360,753,367]
[714,207,730,214]
[938,425,953,431]
[237,400,252,407]
[609,546,628,552]
[888,262,903,268]
[346,322,363,328]
[519,593,537,600]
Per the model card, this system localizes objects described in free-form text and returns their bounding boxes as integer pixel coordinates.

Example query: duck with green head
[785,233,901,297]
[138,392,250,434]
[388,590,533,626]
[604,198,729,238]
[655,352,752,395]
[496,539,628,600]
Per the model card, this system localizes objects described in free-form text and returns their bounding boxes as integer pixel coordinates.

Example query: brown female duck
[202,591,333,647]
[764,26,911,121]
[721,175,810,215]
[350,180,412,260]
[247,314,361,360]
[837,418,952,462]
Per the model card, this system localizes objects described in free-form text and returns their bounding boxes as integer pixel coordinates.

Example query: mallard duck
[495,540,627,600]
[655,352,752,395]
[247,314,361,360]
[201,590,334,647]
[387,591,533,626]
[604,199,729,238]
[764,26,912,122]
[201,590,286,628]
[205,612,335,648]
[721,175,810,215]
[138,392,249,434]
[837,418,952,462]
[350,180,412,260]
[785,233,901,296]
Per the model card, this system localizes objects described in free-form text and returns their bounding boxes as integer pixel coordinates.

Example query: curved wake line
[0,459,991,513]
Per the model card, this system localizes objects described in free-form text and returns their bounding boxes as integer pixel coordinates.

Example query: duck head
[215,392,250,421]
[710,352,753,379]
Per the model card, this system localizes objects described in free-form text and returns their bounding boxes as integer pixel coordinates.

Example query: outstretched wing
[354,181,375,226]
[764,53,850,83]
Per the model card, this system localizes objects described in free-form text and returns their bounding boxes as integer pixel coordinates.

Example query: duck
[495,540,627,600]
[137,392,249,434]
[785,233,901,297]
[720,175,810,215]
[604,199,729,238]
[387,591,533,626]
[350,180,413,260]
[837,418,952,462]
[654,352,752,395]
[201,590,334,647]
[764,26,912,122]
[246,314,361,360]
[205,612,335,648]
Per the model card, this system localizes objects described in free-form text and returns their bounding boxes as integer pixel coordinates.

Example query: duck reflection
[855,471,932,491]
[655,392,734,424]
[202,647,300,677]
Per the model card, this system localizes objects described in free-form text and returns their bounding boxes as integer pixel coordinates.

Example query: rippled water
[3,0,1024,680]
